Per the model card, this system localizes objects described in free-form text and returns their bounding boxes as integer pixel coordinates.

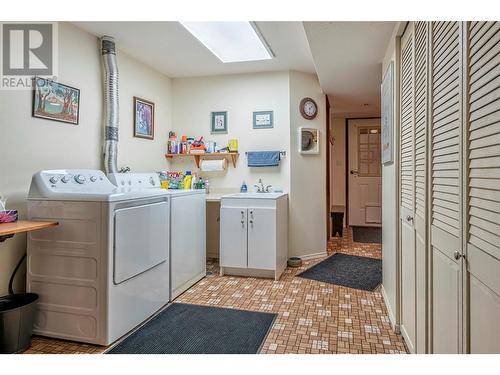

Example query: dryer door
[114,200,168,284]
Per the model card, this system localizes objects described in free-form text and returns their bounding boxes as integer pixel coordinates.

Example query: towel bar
[245,151,286,157]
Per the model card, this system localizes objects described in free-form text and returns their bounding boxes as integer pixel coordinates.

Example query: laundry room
[0,1,499,373]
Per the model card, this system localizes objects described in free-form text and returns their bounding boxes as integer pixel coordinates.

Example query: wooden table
[0,220,58,242]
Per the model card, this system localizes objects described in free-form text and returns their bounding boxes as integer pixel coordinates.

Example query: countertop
[204,188,239,203]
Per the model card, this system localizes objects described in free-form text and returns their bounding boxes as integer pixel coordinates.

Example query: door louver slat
[431,22,462,239]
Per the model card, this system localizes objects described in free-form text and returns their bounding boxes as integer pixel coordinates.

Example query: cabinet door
[248,208,276,270]
[220,207,247,268]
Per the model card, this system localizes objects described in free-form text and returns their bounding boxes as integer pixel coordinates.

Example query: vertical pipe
[101,36,119,174]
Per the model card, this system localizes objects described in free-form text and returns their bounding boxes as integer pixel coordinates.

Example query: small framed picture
[211,111,227,134]
[134,97,155,140]
[33,77,80,125]
[253,110,274,129]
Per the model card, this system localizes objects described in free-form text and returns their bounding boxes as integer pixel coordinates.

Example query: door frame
[326,95,331,243]
[345,117,382,227]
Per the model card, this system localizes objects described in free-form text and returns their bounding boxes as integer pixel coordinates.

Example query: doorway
[346,118,382,228]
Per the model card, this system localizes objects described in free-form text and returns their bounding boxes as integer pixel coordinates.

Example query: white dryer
[27,169,170,345]
[109,173,206,300]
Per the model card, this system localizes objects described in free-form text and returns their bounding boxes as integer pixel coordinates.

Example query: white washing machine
[27,169,170,345]
[108,173,206,299]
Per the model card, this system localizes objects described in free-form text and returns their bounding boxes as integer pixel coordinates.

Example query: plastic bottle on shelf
[181,135,188,154]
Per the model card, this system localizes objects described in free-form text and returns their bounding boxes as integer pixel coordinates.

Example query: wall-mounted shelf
[165,152,239,168]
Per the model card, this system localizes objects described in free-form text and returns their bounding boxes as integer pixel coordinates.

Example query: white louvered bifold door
[413,21,429,354]
[466,21,500,354]
[399,23,417,354]
[430,21,464,354]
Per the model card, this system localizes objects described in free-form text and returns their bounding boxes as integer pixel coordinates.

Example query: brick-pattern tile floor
[24,227,407,354]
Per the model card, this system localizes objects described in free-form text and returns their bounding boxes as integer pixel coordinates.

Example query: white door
[247,208,276,270]
[399,23,417,354]
[413,21,429,354]
[430,21,463,354]
[348,118,382,227]
[220,207,248,268]
[465,21,500,354]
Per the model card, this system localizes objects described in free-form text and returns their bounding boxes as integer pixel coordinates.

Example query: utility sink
[223,192,287,199]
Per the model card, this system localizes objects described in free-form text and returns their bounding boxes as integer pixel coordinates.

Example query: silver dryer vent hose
[101,36,119,174]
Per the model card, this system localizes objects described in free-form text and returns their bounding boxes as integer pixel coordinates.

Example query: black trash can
[0,293,39,353]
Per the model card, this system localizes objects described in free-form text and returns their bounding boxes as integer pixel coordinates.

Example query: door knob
[453,251,463,260]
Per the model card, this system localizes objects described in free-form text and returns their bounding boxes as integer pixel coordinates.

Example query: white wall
[0,22,172,294]
[172,71,327,259]
[381,23,404,330]
[289,71,327,258]
[171,72,291,192]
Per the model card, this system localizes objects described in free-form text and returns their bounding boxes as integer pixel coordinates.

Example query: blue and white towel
[247,151,281,167]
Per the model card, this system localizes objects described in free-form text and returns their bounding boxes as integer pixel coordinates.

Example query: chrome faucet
[254,178,272,193]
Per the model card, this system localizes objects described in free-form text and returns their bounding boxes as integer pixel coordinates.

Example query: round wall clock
[299,97,318,120]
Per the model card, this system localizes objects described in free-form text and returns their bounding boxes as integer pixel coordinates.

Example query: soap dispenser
[240,181,248,193]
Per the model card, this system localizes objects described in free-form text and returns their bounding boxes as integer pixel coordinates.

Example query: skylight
[180,22,273,63]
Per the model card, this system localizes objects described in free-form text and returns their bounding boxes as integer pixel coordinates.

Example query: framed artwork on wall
[381,61,394,164]
[253,111,274,129]
[298,127,320,154]
[211,111,227,134]
[32,77,80,125]
[133,96,155,140]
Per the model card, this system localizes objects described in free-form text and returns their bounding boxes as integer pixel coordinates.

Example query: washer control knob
[74,174,86,184]
[49,176,59,184]
[90,176,97,182]
[61,175,70,183]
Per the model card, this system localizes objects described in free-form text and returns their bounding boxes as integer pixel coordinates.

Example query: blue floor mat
[107,303,276,354]
[298,253,382,291]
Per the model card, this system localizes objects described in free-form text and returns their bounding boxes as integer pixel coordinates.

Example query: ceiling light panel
[180,21,273,63]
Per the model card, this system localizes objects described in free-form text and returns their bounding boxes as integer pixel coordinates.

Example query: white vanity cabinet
[220,193,288,280]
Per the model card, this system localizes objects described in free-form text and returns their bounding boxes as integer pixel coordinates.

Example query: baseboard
[381,284,400,334]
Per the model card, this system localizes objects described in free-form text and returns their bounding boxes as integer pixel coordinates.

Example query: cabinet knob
[453,251,463,260]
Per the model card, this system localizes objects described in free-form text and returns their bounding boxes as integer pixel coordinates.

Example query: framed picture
[134,97,155,140]
[298,127,320,154]
[33,77,80,125]
[211,111,227,134]
[253,111,274,129]
[381,62,394,164]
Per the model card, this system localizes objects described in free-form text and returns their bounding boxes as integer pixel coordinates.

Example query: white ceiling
[73,21,316,77]
[303,22,396,117]
[73,21,395,118]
